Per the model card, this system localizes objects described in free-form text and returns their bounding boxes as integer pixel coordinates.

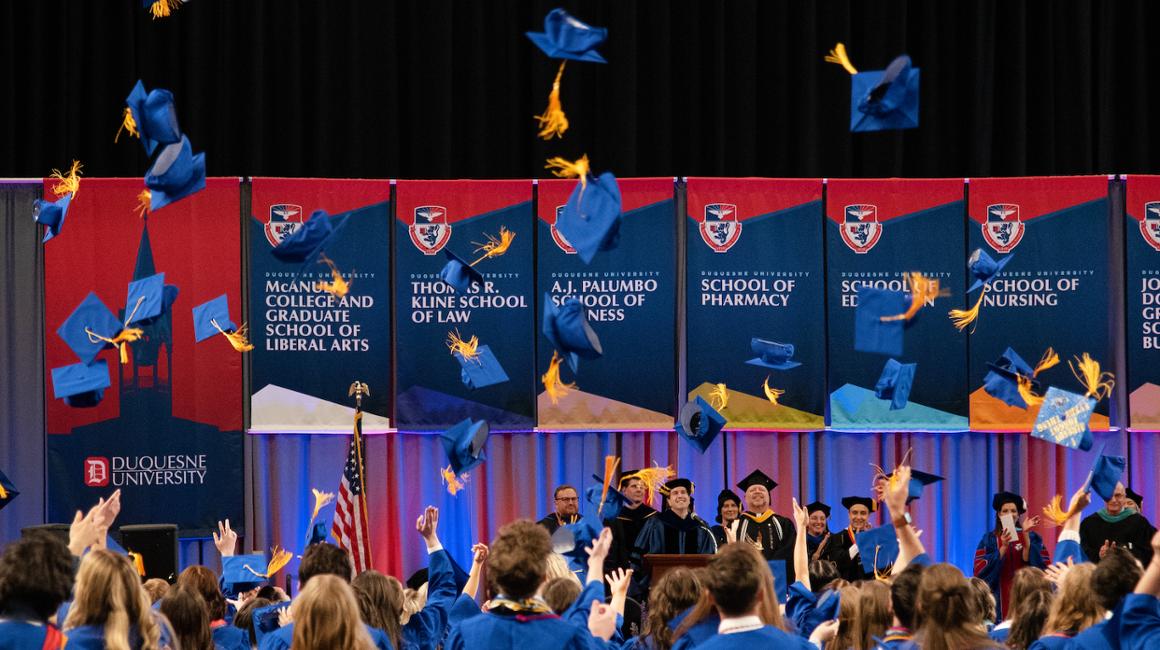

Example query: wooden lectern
[644,554,714,584]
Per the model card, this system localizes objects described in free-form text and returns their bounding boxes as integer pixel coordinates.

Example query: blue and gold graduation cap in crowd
[221,548,293,592]
[51,360,111,408]
[1083,447,1127,502]
[1031,352,1113,451]
[551,515,602,564]
[0,469,18,511]
[586,475,629,520]
[826,44,919,132]
[542,293,603,373]
[874,358,916,410]
[549,157,623,264]
[58,292,141,366]
[439,226,517,294]
[143,135,206,212]
[252,602,290,645]
[675,396,726,453]
[855,524,900,577]
[527,8,608,139]
[950,249,1015,331]
[746,338,801,370]
[815,589,841,622]
[34,160,82,243]
[117,80,182,155]
[440,418,490,476]
[446,330,510,389]
[192,294,254,352]
[304,488,335,547]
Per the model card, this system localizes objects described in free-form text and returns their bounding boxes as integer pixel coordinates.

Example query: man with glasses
[537,484,581,534]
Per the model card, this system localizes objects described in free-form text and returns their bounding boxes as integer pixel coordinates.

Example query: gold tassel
[824,43,859,75]
[447,329,481,363]
[49,160,82,199]
[0,483,7,499]
[135,190,152,219]
[545,155,591,191]
[115,107,139,143]
[1069,353,1115,401]
[441,465,466,496]
[311,488,335,521]
[1041,495,1073,527]
[534,61,569,140]
[762,377,785,406]
[709,383,729,410]
[87,327,145,365]
[542,350,577,405]
[1016,347,1060,406]
[212,319,255,352]
[881,273,949,322]
[632,464,676,505]
[471,226,517,265]
[149,0,181,19]
[314,254,351,298]
[244,547,293,578]
[128,552,146,577]
[597,455,620,517]
[949,287,988,332]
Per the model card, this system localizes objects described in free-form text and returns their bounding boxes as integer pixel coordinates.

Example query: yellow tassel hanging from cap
[127,551,146,577]
[471,226,517,265]
[0,483,7,499]
[597,455,620,517]
[949,287,988,332]
[824,43,859,75]
[1042,495,1074,527]
[1070,353,1115,402]
[115,107,139,144]
[882,273,949,322]
[762,377,785,407]
[542,351,577,405]
[447,329,481,363]
[545,154,591,191]
[534,61,570,140]
[311,488,335,521]
[441,465,466,496]
[632,463,676,505]
[1016,347,1059,407]
[709,383,729,410]
[315,254,351,298]
[135,190,152,219]
[87,326,145,365]
[212,319,255,352]
[50,160,82,199]
[245,546,293,578]
[149,0,181,19]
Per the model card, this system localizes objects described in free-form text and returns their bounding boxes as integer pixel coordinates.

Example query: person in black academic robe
[604,469,658,576]
[536,484,581,534]
[734,470,796,581]
[710,489,742,549]
[802,501,847,574]
[1080,482,1156,566]
[831,496,878,581]
[631,478,716,588]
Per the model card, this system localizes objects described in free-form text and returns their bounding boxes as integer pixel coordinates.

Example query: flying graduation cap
[439,227,517,294]
[57,292,136,366]
[143,135,206,212]
[675,396,726,453]
[117,80,182,155]
[51,360,111,408]
[0,469,17,512]
[34,160,82,243]
[1031,353,1113,451]
[551,516,603,564]
[983,347,1039,409]
[446,331,510,389]
[542,294,603,373]
[192,294,254,352]
[746,338,802,370]
[526,8,608,140]
[855,524,900,575]
[951,249,1015,331]
[220,550,292,593]
[854,288,909,357]
[273,210,342,264]
[143,0,184,20]
[874,358,917,411]
[440,418,490,476]
[1083,446,1127,502]
[825,44,920,132]
[586,474,629,520]
[549,158,623,264]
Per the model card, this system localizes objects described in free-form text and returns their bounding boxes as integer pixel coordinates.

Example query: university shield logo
[409,205,452,255]
[550,205,577,254]
[1140,202,1160,252]
[983,203,1024,253]
[841,204,881,253]
[700,203,742,253]
[264,203,304,247]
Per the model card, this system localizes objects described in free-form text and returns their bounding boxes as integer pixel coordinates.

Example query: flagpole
[348,381,372,566]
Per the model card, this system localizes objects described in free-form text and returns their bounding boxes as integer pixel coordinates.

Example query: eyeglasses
[555,496,579,502]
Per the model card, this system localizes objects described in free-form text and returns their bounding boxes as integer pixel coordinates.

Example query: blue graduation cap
[440,418,490,475]
[968,249,1014,293]
[1031,387,1096,452]
[855,525,899,574]
[0,468,17,512]
[675,396,726,453]
[252,602,290,645]
[983,347,1038,409]
[526,8,608,63]
[541,293,603,373]
[767,559,789,604]
[745,338,802,370]
[905,469,943,503]
[585,474,629,519]
[874,358,916,410]
[192,294,236,342]
[220,554,270,593]
[854,288,909,357]
[144,135,206,211]
[124,272,166,325]
[271,210,350,268]
[439,250,485,294]
[33,193,72,243]
[551,516,602,564]
[57,293,124,366]
[51,360,111,408]
[850,55,920,133]
[555,172,622,264]
[1083,447,1126,502]
[455,344,510,390]
[815,589,841,621]
[122,80,182,156]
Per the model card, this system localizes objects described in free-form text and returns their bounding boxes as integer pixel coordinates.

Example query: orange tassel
[1042,495,1074,527]
[442,465,467,496]
[631,464,676,505]
[709,383,729,410]
[471,227,517,265]
[534,61,569,140]
[1069,353,1115,402]
[314,254,351,298]
[597,455,620,517]
[447,329,481,363]
[542,351,577,405]
[149,0,181,19]
[115,107,139,143]
[545,155,590,191]
[135,190,152,219]
[824,43,859,75]
[49,160,82,199]
[949,287,987,332]
[881,273,949,322]
[762,376,785,406]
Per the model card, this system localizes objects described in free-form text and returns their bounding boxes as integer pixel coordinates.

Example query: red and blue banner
[394,181,535,430]
[684,178,825,430]
[825,179,969,431]
[537,178,677,430]
[46,178,244,534]
[967,177,1111,431]
[248,178,392,433]
[1122,175,1160,429]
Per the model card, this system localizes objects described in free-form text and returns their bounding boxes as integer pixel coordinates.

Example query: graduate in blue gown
[0,531,74,650]
[60,549,176,650]
[1113,529,1160,650]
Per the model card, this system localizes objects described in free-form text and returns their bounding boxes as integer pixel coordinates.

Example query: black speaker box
[118,524,178,582]
[20,523,71,546]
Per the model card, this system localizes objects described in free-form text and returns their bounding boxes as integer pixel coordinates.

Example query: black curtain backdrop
[4,1,1160,180]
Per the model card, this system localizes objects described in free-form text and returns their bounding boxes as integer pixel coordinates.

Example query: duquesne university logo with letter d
[84,457,110,487]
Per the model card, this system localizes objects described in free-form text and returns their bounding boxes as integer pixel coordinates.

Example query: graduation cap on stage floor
[526,8,608,140]
[855,525,899,576]
[51,360,111,408]
[118,80,182,155]
[143,136,205,212]
[440,418,490,476]
[552,164,623,264]
[0,468,19,511]
[675,396,726,453]
[542,293,603,373]
[192,294,253,352]
[825,44,919,132]
[746,338,801,370]
[874,358,916,410]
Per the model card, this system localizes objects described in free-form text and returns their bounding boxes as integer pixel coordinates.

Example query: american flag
[331,410,372,573]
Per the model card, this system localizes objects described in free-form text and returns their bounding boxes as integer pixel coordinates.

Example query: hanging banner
[685,178,825,430]
[45,178,244,535]
[537,177,677,429]
[826,179,969,431]
[967,176,1111,431]
[394,181,535,430]
[249,178,392,432]
[1123,176,1159,429]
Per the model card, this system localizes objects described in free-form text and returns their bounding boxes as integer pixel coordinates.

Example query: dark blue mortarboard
[220,554,268,593]
[439,250,485,294]
[767,560,789,604]
[252,602,290,645]
[192,294,237,343]
[992,491,1026,514]
[57,293,124,366]
[455,344,510,390]
[874,358,916,410]
[854,288,908,357]
[745,338,802,371]
[675,396,726,453]
[51,360,111,408]
[526,9,608,63]
[855,525,899,574]
[542,293,603,373]
[271,209,344,265]
[124,272,166,325]
[33,194,72,243]
[1031,387,1096,452]
[145,136,206,211]
[968,249,1014,294]
[840,497,874,513]
[905,470,943,503]
[807,501,832,518]
[440,418,490,475]
[123,80,182,156]
[0,469,18,512]
[983,347,1038,410]
[815,589,841,622]
[307,522,329,546]
[551,516,602,563]
[1084,447,1127,502]
[586,474,629,519]
[555,173,622,264]
[850,55,920,133]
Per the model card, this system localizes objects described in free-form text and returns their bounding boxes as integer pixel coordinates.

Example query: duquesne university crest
[1141,202,1160,252]
[983,203,1024,253]
[550,205,577,254]
[841,204,881,253]
[410,205,451,255]
[264,203,304,247]
[700,203,742,253]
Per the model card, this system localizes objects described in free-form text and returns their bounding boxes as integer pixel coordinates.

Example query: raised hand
[791,498,808,529]
[471,543,489,565]
[68,507,100,557]
[1045,559,1073,585]
[1023,515,1041,531]
[585,527,613,563]
[416,506,440,547]
[214,519,238,557]
[587,600,617,641]
[605,567,633,597]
